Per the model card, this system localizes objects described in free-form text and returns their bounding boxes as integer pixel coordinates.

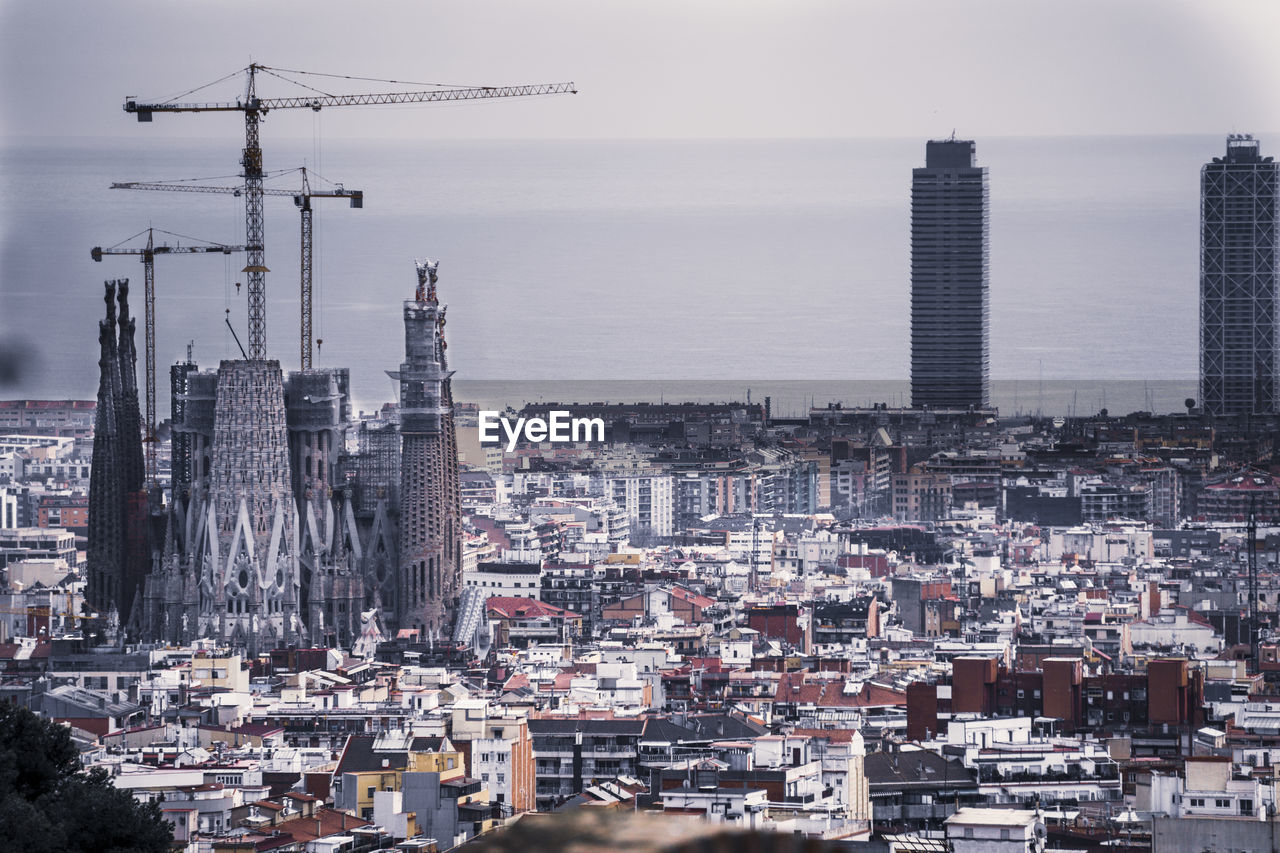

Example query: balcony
[977,765,1121,786]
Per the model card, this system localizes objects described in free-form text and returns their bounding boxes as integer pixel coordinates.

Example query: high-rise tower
[910,139,990,409]
[390,260,462,638]
[1200,135,1280,416]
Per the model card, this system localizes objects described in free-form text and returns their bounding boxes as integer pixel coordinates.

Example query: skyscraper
[1200,135,1279,416]
[910,139,990,409]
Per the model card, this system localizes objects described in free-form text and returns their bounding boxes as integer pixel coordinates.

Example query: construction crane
[111,167,363,369]
[91,228,245,485]
[124,63,576,359]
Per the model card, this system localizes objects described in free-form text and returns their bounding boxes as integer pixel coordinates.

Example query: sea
[0,134,1216,418]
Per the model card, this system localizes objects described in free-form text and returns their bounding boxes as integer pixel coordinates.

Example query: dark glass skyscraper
[910,139,989,409]
[1200,135,1279,416]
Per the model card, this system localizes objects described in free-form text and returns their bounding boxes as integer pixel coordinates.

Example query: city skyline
[6,7,1280,850]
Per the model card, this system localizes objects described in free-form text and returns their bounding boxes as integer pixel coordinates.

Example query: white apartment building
[601,473,674,538]
[462,561,543,600]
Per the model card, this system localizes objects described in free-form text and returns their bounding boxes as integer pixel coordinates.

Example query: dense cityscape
[3,45,1280,853]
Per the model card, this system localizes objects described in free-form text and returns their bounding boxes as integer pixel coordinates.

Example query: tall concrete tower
[390,260,462,637]
[910,139,990,409]
[1201,135,1280,416]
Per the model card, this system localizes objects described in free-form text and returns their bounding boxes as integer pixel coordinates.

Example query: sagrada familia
[86,261,462,654]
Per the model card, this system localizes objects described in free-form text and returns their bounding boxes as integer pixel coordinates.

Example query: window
[1217,799,1231,809]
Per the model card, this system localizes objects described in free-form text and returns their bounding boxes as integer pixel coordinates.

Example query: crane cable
[155,66,250,105]
[259,65,485,91]
[125,167,300,186]
[257,66,337,99]
[224,251,232,357]
[104,227,234,251]
[312,107,324,358]
[105,227,153,250]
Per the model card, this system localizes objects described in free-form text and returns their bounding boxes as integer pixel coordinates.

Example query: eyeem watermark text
[478,410,605,451]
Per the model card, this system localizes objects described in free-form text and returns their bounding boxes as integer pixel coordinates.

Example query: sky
[3,0,1279,141]
[2,1,1279,403]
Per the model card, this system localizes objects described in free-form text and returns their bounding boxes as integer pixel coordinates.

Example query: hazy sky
[3,0,1278,141]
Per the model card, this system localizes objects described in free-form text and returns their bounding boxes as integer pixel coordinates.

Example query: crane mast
[243,66,267,358]
[300,186,313,368]
[124,63,575,360]
[112,167,362,369]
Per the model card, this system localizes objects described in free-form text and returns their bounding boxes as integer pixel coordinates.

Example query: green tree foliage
[0,704,172,853]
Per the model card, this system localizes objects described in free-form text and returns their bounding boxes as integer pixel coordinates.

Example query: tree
[0,704,171,853]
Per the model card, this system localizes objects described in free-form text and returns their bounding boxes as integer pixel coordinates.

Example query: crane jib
[123,82,575,119]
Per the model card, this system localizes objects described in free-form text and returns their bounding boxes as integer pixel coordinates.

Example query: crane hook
[235,281,242,294]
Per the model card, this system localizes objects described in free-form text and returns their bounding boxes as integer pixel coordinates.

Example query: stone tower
[86,280,148,628]
[389,260,462,637]
[205,360,300,652]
